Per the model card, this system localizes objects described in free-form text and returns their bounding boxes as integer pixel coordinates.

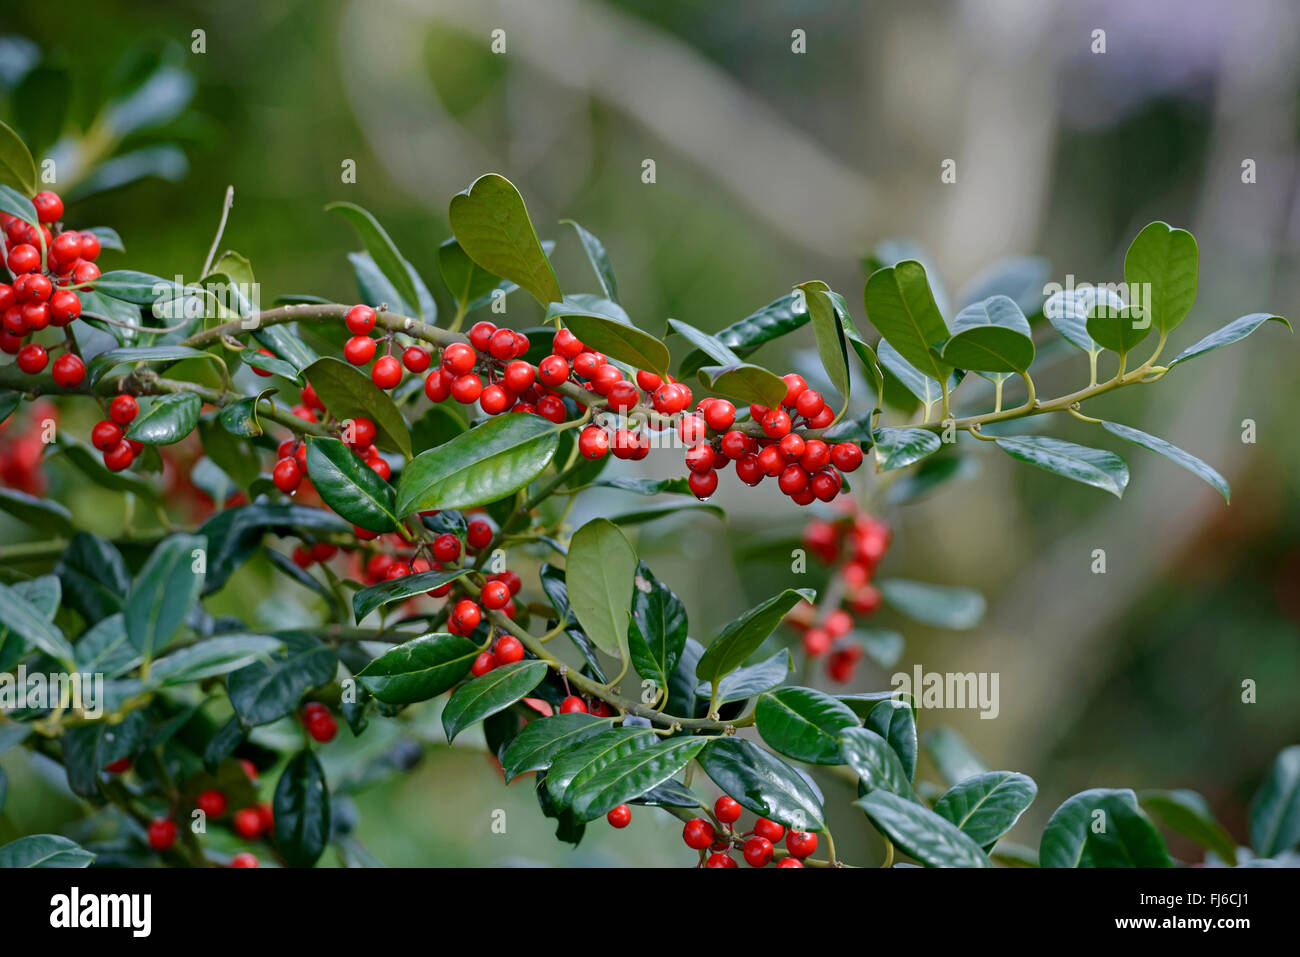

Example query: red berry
[103,441,135,472]
[80,232,101,262]
[348,416,376,450]
[306,710,337,743]
[560,695,588,715]
[91,420,123,451]
[424,368,452,402]
[807,404,835,429]
[273,457,302,493]
[578,425,609,460]
[682,818,715,850]
[450,373,483,404]
[757,444,786,476]
[493,635,525,666]
[831,442,863,473]
[778,464,809,495]
[678,413,707,445]
[442,342,477,375]
[755,817,786,843]
[795,388,825,419]
[48,289,80,325]
[606,379,639,411]
[705,852,738,868]
[635,370,662,391]
[824,609,853,638]
[432,533,461,562]
[802,627,831,656]
[21,301,49,330]
[110,394,138,424]
[402,346,432,373]
[32,190,63,224]
[536,394,566,423]
[466,519,493,550]
[761,408,792,438]
[502,360,535,393]
[372,354,403,389]
[468,321,496,352]
[51,231,81,263]
[147,818,177,851]
[384,561,411,580]
[344,335,376,365]
[735,453,764,487]
[811,468,842,502]
[703,400,736,431]
[197,789,228,817]
[688,469,718,501]
[471,651,496,677]
[590,365,623,397]
[105,756,132,774]
[652,383,688,414]
[453,599,482,632]
[785,830,818,858]
[479,383,511,415]
[15,343,46,374]
[230,852,260,868]
[799,440,831,472]
[743,836,774,867]
[20,273,52,302]
[714,795,742,824]
[72,261,100,287]
[51,353,85,387]
[538,354,569,387]
[781,373,808,408]
[552,329,584,358]
[684,443,714,473]
[719,430,748,460]
[495,570,522,595]
[345,304,376,335]
[485,328,514,361]
[775,857,804,868]
[481,580,510,610]
[606,803,631,828]
[233,807,264,839]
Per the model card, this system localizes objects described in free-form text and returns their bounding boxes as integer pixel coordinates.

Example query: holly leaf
[994,435,1129,498]
[695,588,815,697]
[697,737,826,833]
[273,749,331,868]
[441,660,548,743]
[355,633,480,704]
[856,790,991,867]
[755,687,861,765]
[565,518,638,662]
[448,173,562,306]
[306,437,398,533]
[933,771,1037,846]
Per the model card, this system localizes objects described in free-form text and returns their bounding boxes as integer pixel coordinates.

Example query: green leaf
[0,119,38,195]
[355,633,480,704]
[839,726,914,798]
[1139,789,1237,865]
[1079,794,1173,867]
[226,630,337,726]
[856,791,991,867]
[995,435,1130,498]
[677,292,807,380]
[697,737,826,833]
[933,771,1037,846]
[940,295,1035,373]
[566,518,638,661]
[1044,287,1123,355]
[442,659,548,743]
[217,389,275,437]
[865,698,917,781]
[568,737,708,823]
[546,300,670,377]
[695,362,789,410]
[438,238,503,311]
[1249,745,1300,858]
[123,533,205,662]
[273,750,331,868]
[125,392,201,445]
[0,488,75,536]
[89,345,210,386]
[0,582,74,667]
[396,414,560,516]
[667,318,743,367]
[303,357,411,458]
[500,713,616,782]
[325,201,423,320]
[0,834,94,869]
[538,564,606,682]
[0,184,37,225]
[149,634,283,685]
[73,614,139,678]
[878,579,985,629]
[1168,312,1291,367]
[84,226,125,252]
[922,728,988,786]
[863,260,951,382]
[239,347,299,381]
[306,437,398,533]
[199,503,349,594]
[626,562,688,698]
[1086,302,1150,356]
[351,569,469,622]
[56,534,129,625]
[545,728,656,811]
[1124,221,1198,336]
[1040,788,1141,867]
[873,427,941,471]
[610,503,725,526]
[695,587,815,695]
[697,648,792,704]
[448,173,562,306]
[1100,420,1229,502]
[797,281,852,402]
[561,219,619,302]
[756,686,861,765]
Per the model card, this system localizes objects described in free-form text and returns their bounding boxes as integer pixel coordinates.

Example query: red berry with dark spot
[552,329,583,358]
[481,580,510,610]
[578,425,609,459]
[538,354,569,387]
[493,635,525,666]
[345,304,376,335]
[743,836,774,867]
[682,818,715,850]
[466,519,493,550]
[16,343,47,374]
[32,190,63,224]
[110,394,138,424]
[453,599,482,632]
[51,353,85,387]
[432,533,460,562]
[442,342,477,374]
[785,830,818,858]
[91,420,122,451]
[831,442,863,473]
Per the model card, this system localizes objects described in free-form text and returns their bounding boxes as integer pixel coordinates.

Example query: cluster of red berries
[0,400,53,494]
[604,793,818,867]
[339,304,443,391]
[670,373,863,502]
[787,504,893,683]
[557,694,614,717]
[89,395,144,472]
[139,758,269,866]
[1,189,100,380]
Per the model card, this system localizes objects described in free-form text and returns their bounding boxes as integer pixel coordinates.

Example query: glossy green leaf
[863,260,951,382]
[545,728,656,811]
[306,437,398,532]
[1086,302,1150,356]
[696,648,792,705]
[878,579,985,629]
[0,582,73,667]
[1168,312,1291,367]
[0,120,37,195]
[677,292,806,379]
[125,392,201,445]
[568,737,707,823]
[0,834,94,869]
[1249,745,1300,858]
[274,749,331,868]
[876,339,960,413]
[217,388,275,437]
[0,185,36,227]
[124,533,205,662]
[1079,794,1173,867]
[73,614,138,678]
[995,435,1129,497]
[199,503,349,594]
[303,357,411,457]
[695,587,815,695]
[1040,788,1141,867]
[934,771,1037,846]
[226,631,337,726]
[239,347,299,381]
[797,281,852,402]
[667,318,743,367]
[448,173,562,306]
[1140,789,1237,865]
[500,713,616,782]
[565,518,637,661]
[626,561,687,697]
[150,634,283,685]
[866,698,917,781]
[0,488,75,536]
[351,569,469,621]
[442,659,548,743]
[839,727,914,798]
[326,201,422,320]
[561,219,619,302]
[698,737,826,833]
[696,362,789,410]
[873,427,941,471]
[538,563,606,682]
[1124,221,1198,336]
[396,413,559,516]
[547,300,669,377]
[856,791,991,867]
[940,295,1035,373]
[438,238,501,310]
[1101,420,1229,502]
[355,632,479,704]
[756,686,861,765]
[1043,287,1124,355]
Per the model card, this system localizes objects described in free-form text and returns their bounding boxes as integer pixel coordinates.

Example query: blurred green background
[2,0,1297,866]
